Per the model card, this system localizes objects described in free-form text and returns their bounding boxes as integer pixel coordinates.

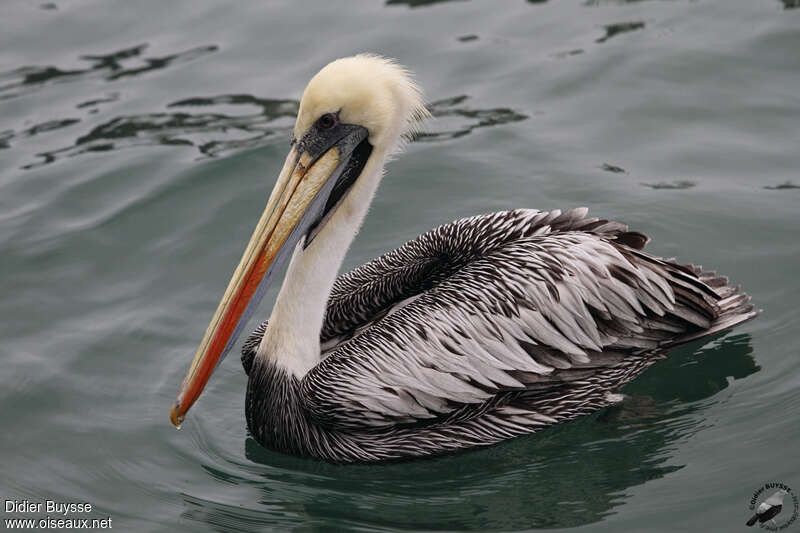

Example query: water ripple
[0,117,81,152]
[386,0,465,8]
[764,181,800,190]
[176,334,757,531]
[601,163,627,174]
[596,21,646,44]
[641,180,696,190]
[20,95,297,169]
[11,93,527,169]
[415,95,528,142]
[0,43,218,102]
[584,0,660,5]
[76,92,120,111]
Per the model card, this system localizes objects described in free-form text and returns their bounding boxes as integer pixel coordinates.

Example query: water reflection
[0,118,81,151]
[12,92,526,169]
[641,180,696,190]
[764,181,800,190]
[601,163,627,173]
[386,0,466,8]
[181,334,756,531]
[416,95,528,142]
[596,21,646,44]
[76,92,120,112]
[0,43,218,102]
[387,0,547,6]
[1,39,528,169]
[781,0,799,9]
[182,494,280,533]
[553,48,585,58]
[584,0,653,5]
[19,95,297,169]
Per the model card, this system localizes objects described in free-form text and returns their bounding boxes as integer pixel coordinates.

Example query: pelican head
[170,55,428,427]
[296,54,427,154]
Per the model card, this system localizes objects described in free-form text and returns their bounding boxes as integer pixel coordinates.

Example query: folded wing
[293,208,752,429]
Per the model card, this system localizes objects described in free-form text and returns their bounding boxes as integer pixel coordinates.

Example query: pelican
[170,55,756,463]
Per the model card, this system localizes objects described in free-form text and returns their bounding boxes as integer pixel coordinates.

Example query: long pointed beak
[170,125,369,427]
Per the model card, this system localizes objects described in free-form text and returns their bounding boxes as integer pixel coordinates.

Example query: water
[1,0,798,531]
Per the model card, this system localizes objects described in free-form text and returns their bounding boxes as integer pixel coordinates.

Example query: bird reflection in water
[179,333,756,531]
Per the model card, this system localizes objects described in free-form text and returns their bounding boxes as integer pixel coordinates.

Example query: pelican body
[170,55,756,463]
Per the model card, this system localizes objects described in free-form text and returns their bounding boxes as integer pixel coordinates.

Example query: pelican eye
[317,113,337,130]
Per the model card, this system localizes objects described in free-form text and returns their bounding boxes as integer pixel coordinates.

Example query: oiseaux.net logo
[747,482,799,531]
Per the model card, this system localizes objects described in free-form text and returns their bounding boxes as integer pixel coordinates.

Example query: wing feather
[292,209,738,429]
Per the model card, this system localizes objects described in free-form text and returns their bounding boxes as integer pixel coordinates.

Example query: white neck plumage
[256,147,390,377]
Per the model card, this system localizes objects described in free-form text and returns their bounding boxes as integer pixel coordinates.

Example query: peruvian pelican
[170,55,756,463]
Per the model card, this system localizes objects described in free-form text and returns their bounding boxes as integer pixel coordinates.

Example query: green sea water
[1,0,798,531]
